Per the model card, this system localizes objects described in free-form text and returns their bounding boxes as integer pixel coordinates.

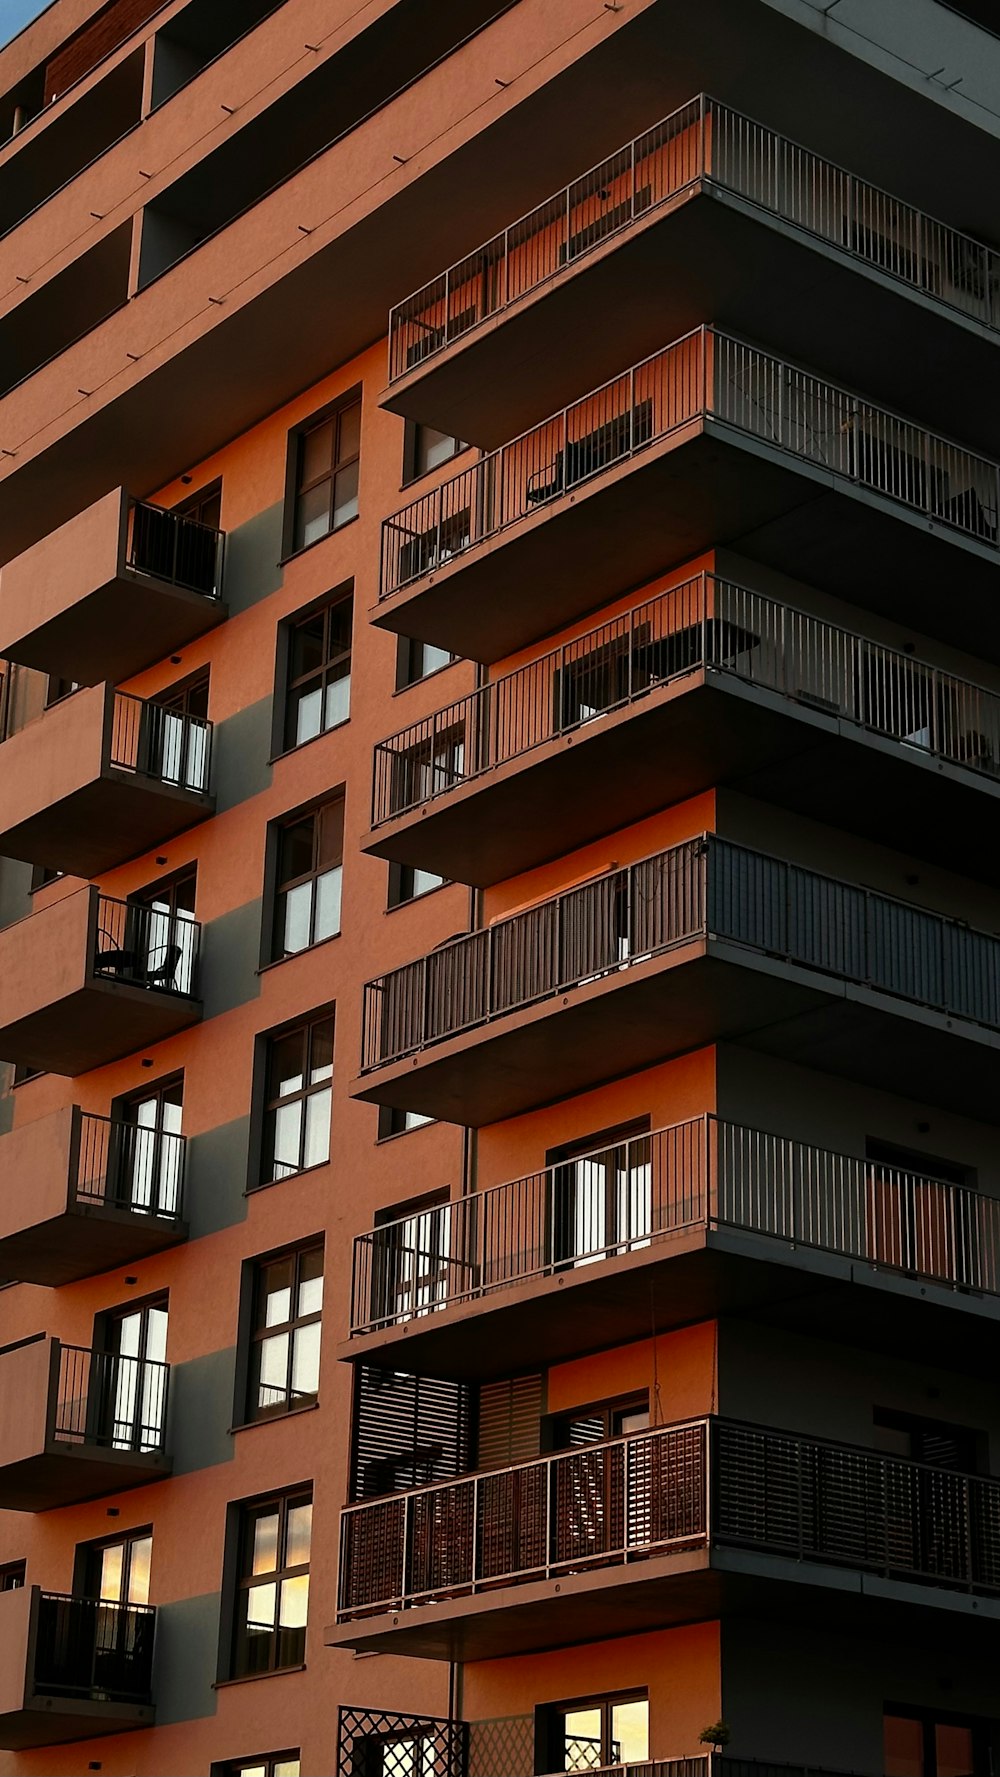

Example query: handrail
[349,1114,1000,1333]
[388,92,1000,379]
[34,1588,156,1702]
[93,891,202,999]
[337,1414,1000,1619]
[379,327,1000,600]
[370,570,1000,826]
[73,1109,186,1222]
[126,498,225,599]
[359,833,1000,1072]
[53,1341,170,1454]
[110,690,213,794]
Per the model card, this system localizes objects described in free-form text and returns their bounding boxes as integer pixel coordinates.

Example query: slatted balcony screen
[388,93,1000,380]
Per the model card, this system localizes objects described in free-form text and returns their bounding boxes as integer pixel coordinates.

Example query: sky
[0,0,51,52]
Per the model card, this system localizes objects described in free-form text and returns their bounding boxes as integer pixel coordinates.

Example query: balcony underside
[372,424,1000,667]
[383,181,1000,455]
[342,1225,1000,1384]
[327,1545,1000,1663]
[351,940,1000,1127]
[0,1206,188,1289]
[0,979,201,1078]
[0,1444,171,1513]
[4,567,226,689]
[364,672,1000,889]
[0,769,214,878]
[0,1695,154,1752]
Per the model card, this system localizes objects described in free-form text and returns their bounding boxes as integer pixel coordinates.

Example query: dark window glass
[285,593,353,749]
[395,635,457,689]
[0,1562,25,1591]
[377,1106,434,1139]
[45,676,81,707]
[261,1014,334,1184]
[546,1120,652,1267]
[246,1242,324,1422]
[540,1693,649,1771]
[547,1394,649,1451]
[372,1192,450,1323]
[177,481,222,531]
[273,798,344,958]
[293,398,361,550]
[403,422,465,483]
[387,863,447,908]
[232,1489,311,1678]
[112,1076,184,1216]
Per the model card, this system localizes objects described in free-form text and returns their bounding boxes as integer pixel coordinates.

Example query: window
[284,591,353,749]
[873,1408,983,1473]
[45,675,81,708]
[539,1693,649,1772]
[260,1013,334,1185]
[387,863,447,908]
[74,1527,154,1699]
[372,1192,451,1324]
[141,671,210,793]
[546,1120,652,1268]
[0,1562,25,1591]
[231,1488,311,1678]
[177,480,222,531]
[30,864,63,892]
[865,1136,977,1284]
[98,1299,169,1452]
[403,422,465,483]
[547,1394,649,1451]
[390,722,466,811]
[82,1528,153,1607]
[885,1710,988,1777]
[377,1106,434,1139]
[272,798,344,959]
[395,635,457,689]
[218,1757,300,1777]
[95,869,198,997]
[112,1076,184,1217]
[245,1242,324,1422]
[292,395,361,550]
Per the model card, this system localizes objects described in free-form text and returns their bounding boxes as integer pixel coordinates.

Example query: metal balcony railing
[126,498,224,600]
[360,833,1000,1072]
[53,1342,169,1456]
[387,93,1000,380]
[93,893,201,999]
[337,1416,1000,1619]
[349,1116,1000,1335]
[33,1590,155,1704]
[110,691,212,795]
[379,328,1000,599]
[371,571,1000,826]
[73,1109,186,1222]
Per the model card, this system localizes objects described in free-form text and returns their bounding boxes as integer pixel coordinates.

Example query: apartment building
[0,0,999,1773]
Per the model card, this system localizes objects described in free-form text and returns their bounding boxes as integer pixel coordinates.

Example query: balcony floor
[0,1696,154,1752]
[351,940,1000,1127]
[342,1223,1000,1385]
[372,423,1000,667]
[0,1205,188,1288]
[6,566,227,688]
[383,180,1000,457]
[364,671,1000,889]
[0,768,214,879]
[0,977,202,1078]
[0,1443,171,1513]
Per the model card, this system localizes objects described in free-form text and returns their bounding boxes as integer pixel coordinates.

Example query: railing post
[546,1451,554,1577]
[443,266,451,347]
[472,1472,481,1590]
[402,1492,412,1606]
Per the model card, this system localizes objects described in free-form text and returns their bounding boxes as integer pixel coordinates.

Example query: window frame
[255,1010,335,1190]
[386,862,448,909]
[538,1689,650,1773]
[401,420,467,487]
[242,1239,325,1425]
[287,390,362,556]
[394,635,459,691]
[270,795,345,963]
[884,1705,991,1777]
[230,1486,312,1680]
[280,587,354,754]
[214,1756,301,1777]
[0,1561,25,1591]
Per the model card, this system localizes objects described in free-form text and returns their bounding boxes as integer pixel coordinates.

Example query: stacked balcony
[0,488,226,686]
[0,886,202,1076]
[329,1417,1000,1659]
[383,95,1000,450]
[0,1106,187,1286]
[345,1118,1000,1380]
[365,571,1000,887]
[0,1585,154,1749]
[0,684,213,878]
[374,329,1000,667]
[0,1333,170,1511]
[352,835,1000,1125]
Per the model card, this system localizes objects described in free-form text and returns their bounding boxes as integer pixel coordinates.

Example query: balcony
[384,95,1000,451]
[0,1586,154,1750]
[345,1117,1000,1380]
[0,1334,170,1511]
[353,834,1000,1126]
[374,328,1000,666]
[337,1717,866,1777]
[0,886,202,1077]
[0,488,226,686]
[0,684,213,878]
[366,571,1000,889]
[0,1106,187,1287]
[331,1416,1000,1658]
